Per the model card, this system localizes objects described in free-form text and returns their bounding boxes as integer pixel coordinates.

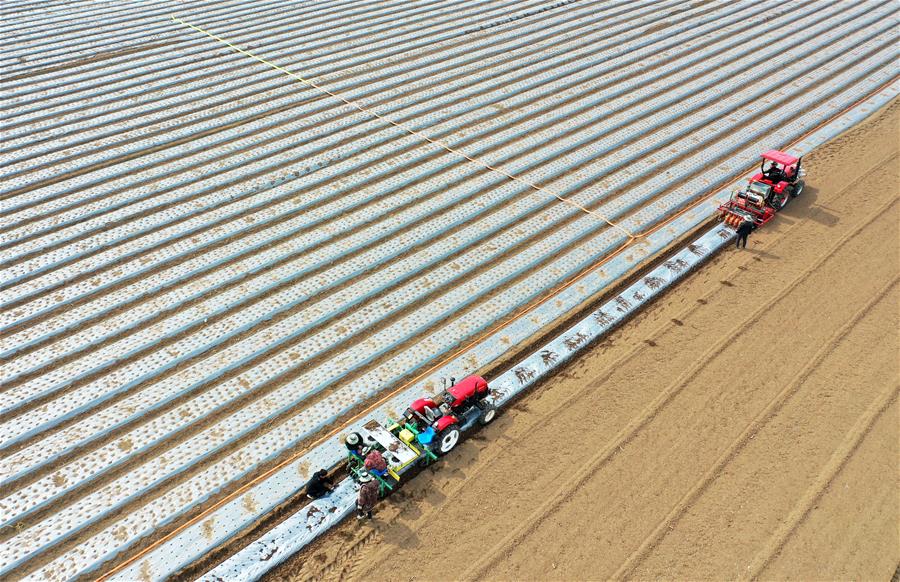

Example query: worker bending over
[305,469,335,500]
[736,219,755,249]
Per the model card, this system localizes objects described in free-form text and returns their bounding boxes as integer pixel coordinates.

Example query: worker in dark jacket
[764,162,783,183]
[735,219,755,249]
[345,432,372,459]
[305,469,334,500]
[356,472,379,520]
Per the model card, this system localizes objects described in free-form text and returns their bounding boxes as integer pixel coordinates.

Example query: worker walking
[356,472,379,520]
[735,219,755,249]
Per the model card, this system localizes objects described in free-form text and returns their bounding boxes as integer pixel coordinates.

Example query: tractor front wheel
[437,425,460,455]
[478,402,497,425]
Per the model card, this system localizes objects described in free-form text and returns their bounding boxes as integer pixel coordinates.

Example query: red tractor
[719,150,804,228]
[401,375,496,455]
[343,376,497,497]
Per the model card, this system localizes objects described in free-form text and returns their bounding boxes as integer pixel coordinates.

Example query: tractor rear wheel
[437,425,460,455]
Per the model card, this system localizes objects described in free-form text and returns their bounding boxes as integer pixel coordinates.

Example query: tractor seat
[417,426,436,445]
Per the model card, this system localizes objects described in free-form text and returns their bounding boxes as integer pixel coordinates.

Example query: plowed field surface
[270,97,899,582]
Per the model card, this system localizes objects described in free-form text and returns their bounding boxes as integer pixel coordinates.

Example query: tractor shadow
[786,185,839,227]
[743,185,834,261]
[373,427,488,550]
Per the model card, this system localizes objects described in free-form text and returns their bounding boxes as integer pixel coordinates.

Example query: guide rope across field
[171,15,639,241]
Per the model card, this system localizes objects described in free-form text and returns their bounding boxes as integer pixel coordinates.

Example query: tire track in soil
[457,194,900,582]
[625,279,899,580]
[266,112,899,579]
[758,399,899,581]
[611,275,899,580]
[748,382,900,580]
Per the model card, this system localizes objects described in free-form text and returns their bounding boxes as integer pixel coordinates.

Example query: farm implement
[719,150,805,228]
[345,375,496,495]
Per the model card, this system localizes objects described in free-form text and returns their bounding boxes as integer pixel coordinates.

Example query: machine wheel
[770,193,786,211]
[478,402,497,425]
[437,425,460,455]
[791,180,804,197]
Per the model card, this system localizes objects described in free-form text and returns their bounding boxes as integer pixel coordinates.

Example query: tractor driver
[764,161,783,183]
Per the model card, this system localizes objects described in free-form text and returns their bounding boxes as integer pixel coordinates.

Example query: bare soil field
[269,99,899,581]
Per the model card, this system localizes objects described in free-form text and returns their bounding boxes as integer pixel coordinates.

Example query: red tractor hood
[446,375,489,407]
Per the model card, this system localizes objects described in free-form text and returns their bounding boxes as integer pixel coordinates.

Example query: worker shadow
[377,518,421,550]
[421,484,448,505]
[745,245,779,261]
[789,185,839,227]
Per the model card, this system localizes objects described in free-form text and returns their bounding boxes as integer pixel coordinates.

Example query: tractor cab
[751,150,804,209]
[441,375,491,412]
[755,149,801,186]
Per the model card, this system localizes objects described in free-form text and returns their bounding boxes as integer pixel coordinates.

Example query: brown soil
[267,100,900,581]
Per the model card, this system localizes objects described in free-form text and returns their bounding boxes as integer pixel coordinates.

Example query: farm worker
[364,450,388,473]
[345,432,370,458]
[305,469,334,500]
[735,219,755,249]
[356,472,379,520]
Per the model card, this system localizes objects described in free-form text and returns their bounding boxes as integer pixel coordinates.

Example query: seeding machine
[345,375,495,495]
[719,150,805,228]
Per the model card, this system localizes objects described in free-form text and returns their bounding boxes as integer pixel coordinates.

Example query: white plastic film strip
[196,79,900,582]
[0,2,896,580]
[109,78,899,582]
